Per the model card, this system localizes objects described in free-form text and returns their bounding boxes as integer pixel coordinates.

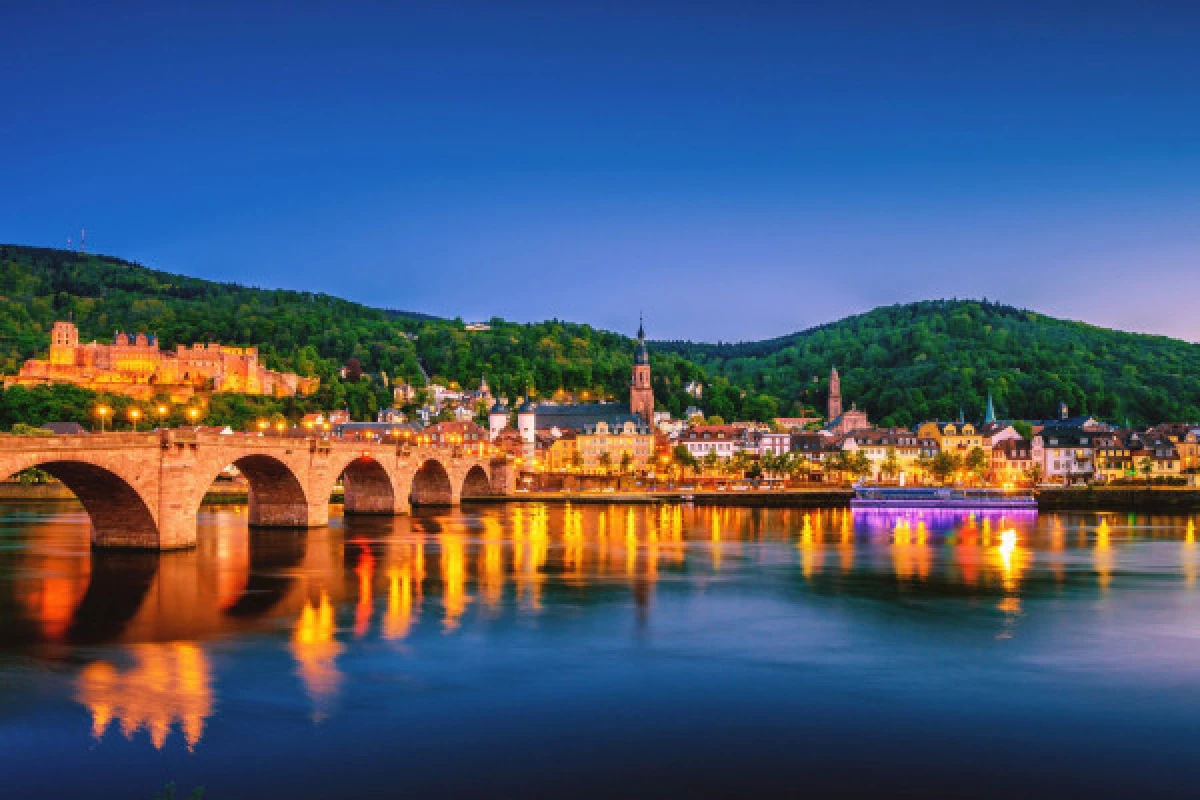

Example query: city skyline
[3,2,1200,342]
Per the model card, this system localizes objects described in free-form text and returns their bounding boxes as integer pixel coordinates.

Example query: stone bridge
[0,431,514,550]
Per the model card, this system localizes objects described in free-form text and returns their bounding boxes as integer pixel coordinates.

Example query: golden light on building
[76,642,213,751]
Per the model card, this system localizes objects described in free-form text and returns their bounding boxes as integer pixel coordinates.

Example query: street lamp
[257,418,269,435]
[275,420,286,436]
[186,407,200,425]
[156,404,170,428]
[128,407,142,431]
[95,404,111,433]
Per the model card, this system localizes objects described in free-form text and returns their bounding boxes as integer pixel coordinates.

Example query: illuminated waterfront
[3,501,1200,797]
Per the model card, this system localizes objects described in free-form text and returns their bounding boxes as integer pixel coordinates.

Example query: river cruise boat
[851,486,1037,510]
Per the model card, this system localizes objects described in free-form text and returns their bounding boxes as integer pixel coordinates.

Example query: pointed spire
[634,315,649,365]
[985,391,996,425]
[958,406,965,424]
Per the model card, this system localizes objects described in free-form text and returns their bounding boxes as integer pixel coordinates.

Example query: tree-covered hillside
[0,245,751,425]
[655,300,1200,427]
[3,247,1197,430]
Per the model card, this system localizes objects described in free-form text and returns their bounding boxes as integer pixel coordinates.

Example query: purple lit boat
[851,486,1037,511]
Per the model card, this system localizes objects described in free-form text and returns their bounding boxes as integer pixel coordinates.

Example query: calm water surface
[3,501,1200,798]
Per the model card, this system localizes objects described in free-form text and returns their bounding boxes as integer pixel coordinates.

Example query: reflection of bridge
[0,431,514,550]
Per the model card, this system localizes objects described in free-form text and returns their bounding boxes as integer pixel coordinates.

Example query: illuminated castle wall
[5,321,319,401]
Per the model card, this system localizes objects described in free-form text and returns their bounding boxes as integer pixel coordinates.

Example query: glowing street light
[128,407,142,431]
[95,404,111,433]
[186,407,200,425]
[257,418,269,435]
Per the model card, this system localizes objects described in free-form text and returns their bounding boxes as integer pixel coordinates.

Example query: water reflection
[4,501,1200,755]
[77,642,213,750]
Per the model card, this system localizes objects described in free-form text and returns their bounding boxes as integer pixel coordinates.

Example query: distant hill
[2,245,1197,428]
[0,245,721,421]
[654,299,1200,427]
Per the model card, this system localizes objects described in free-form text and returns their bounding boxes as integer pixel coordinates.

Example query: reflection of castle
[5,320,319,401]
[76,642,213,751]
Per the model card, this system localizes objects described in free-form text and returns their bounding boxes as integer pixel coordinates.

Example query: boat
[850,485,1037,510]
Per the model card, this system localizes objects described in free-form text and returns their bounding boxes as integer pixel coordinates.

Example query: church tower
[827,366,842,422]
[630,318,654,422]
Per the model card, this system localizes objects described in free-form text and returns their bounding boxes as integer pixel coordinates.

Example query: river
[2,501,1200,798]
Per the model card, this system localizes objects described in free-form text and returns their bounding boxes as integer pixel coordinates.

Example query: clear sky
[3,1,1199,342]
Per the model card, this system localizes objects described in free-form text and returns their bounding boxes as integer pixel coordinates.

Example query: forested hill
[0,245,734,421]
[654,299,1200,427]
[2,246,1197,428]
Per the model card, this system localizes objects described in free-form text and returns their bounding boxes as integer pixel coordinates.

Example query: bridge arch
[331,453,403,515]
[198,453,312,528]
[411,458,454,507]
[2,456,160,549]
[461,464,493,499]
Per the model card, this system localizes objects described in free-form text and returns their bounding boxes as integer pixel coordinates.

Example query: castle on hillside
[4,321,319,401]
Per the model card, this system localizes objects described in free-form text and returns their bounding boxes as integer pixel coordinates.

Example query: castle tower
[49,320,80,366]
[629,318,654,422]
[517,399,537,443]
[489,398,509,441]
[827,367,842,422]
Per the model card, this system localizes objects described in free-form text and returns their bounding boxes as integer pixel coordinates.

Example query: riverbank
[469,489,855,507]
[4,482,1199,512]
[1036,487,1200,512]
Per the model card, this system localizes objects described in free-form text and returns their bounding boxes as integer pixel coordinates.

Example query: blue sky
[2,1,1198,341]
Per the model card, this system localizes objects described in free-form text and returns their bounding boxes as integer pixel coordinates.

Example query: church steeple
[984,391,996,425]
[827,367,842,421]
[634,314,649,365]
[630,317,654,421]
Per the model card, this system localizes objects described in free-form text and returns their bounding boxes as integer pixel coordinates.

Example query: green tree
[929,451,961,484]
[965,446,989,485]
[880,447,900,482]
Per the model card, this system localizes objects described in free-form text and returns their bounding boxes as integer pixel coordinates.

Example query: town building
[6,320,318,401]
[1039,426,1096,484]
[916,420,985,455]
[679,425,743,461]
[840,427,924,483]
[990,438,1040,485]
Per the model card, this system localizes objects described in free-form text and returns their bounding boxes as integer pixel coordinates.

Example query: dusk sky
[3,1,1199,342]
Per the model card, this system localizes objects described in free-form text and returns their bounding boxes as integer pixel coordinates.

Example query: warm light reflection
[77,642,213,750]
[1095,517,1113,593]
[292,591,342,721]
[383,540,424,640]
[441,532,470,630]
[353,540,375,637]
[1184,519,1196,588]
